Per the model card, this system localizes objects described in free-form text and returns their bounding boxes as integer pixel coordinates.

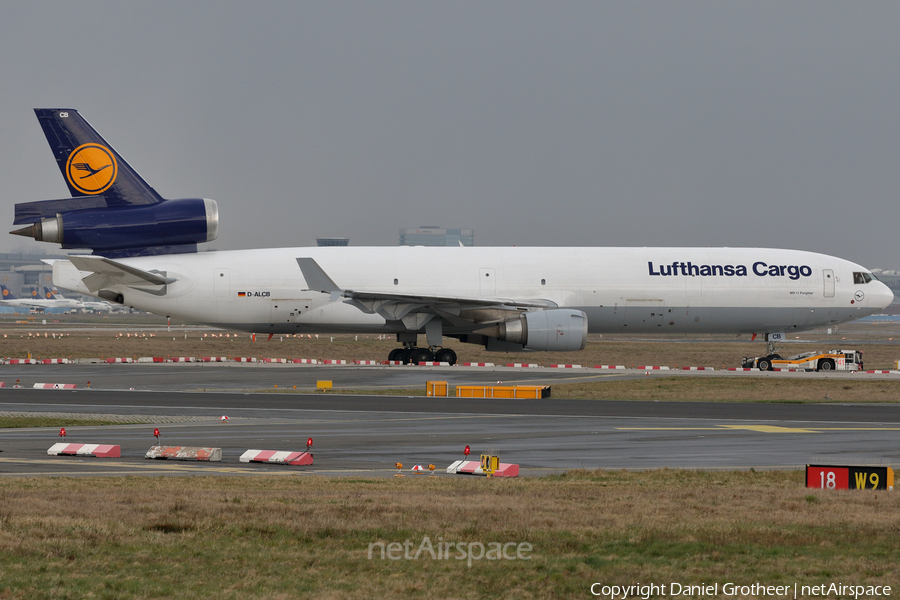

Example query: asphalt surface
[1,365,898,477]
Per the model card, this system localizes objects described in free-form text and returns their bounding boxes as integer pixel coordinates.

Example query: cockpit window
[852,272,873,284]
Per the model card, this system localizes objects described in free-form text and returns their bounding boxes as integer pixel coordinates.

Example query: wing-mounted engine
[9,108,218,257]
[476,309,588,352]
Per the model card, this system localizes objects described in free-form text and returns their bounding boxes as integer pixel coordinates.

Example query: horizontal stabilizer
[13,196,109,225]
[67,255,175,292]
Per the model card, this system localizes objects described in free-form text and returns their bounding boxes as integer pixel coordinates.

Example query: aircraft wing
[67,255,176,292]
[296,257,556,326]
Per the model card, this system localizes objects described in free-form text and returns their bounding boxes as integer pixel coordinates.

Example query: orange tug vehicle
[741,349,863,372]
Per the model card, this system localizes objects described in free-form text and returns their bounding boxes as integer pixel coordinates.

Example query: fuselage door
[823,269,835,298]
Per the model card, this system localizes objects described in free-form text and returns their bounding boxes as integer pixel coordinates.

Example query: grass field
[0,471,896,600]
[2,316,898,598]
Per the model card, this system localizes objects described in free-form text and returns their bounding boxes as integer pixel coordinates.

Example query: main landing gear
[387,344,457,365]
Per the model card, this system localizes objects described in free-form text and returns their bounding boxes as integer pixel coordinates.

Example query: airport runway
[1,366,898,477]
[1,362,899,393]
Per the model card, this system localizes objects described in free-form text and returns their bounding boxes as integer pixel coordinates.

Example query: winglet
[296,257,343,301]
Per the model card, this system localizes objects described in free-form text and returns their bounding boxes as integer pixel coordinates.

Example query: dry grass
[551,377,900,403]
[0,471,896,599]
[3,314,900,368]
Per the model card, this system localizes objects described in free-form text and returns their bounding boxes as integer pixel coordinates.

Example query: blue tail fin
[11,109,218,257]
[35,108,163,206]
[0,285,17,300]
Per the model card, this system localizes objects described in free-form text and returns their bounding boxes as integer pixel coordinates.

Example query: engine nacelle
[484,309,588,352]
[12,197,218,255]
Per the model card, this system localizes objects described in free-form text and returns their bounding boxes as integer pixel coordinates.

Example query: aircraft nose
[876,282,894,310]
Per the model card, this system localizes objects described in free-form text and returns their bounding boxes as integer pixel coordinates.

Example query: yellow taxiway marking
[718,425,820,434]
[617,425,900,434]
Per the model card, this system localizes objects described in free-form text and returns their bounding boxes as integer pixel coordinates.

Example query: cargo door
[823,269,835,298]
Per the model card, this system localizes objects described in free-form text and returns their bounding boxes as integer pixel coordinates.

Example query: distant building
[0,252,56,298]
[399,226,474,247]
[316,238,350,247]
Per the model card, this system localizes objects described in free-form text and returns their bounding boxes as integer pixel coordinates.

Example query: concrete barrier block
[145,445,222,461]
[48,443,120,458]
[239,449,313,465]
[446,459,519,477]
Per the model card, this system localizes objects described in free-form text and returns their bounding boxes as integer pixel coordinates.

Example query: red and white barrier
[261,358,287,363]
[234,357,258,363]
[865,370,895,374]
[105,358,134,363]
[0,382,5,388]
[549,364,582,369]
[137,357,166,363]
[728,368,753,371]
[635,366,670,370]
[200,357,229,362]
[322,360,347,365]
[48,443,120,458]
[682,367,715,371]
[239,449,313,465]
[593,365,626,370]
[145,446,222,461]
[7,359,37,365]
[462,362,495,367]
[506,363,539,368]
[353,360,380,365]
[40,359,70,365]
[168,357,195,363]
[383,360,404,366]
[446,459,519,478]
[33,383,77,389]
[291,358,318,364]
[417,361,450,366]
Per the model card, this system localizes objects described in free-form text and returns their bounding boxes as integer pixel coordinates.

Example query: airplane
[43,286,112,311]
[0,284,73,311]
[10,109,895,365]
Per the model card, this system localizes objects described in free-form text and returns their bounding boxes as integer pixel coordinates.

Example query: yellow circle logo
[2,289,8,297]
[65,143,118,195]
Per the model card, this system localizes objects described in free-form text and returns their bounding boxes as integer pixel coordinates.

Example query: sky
[0,2,898,268]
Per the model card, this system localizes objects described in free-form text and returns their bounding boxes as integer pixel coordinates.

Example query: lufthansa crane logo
[65,143,118,195]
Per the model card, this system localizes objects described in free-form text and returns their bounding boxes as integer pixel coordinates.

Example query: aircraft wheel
[757,358,771,371]
[434,348,457,365]
[409,348,434,365]
[388,348,404,362]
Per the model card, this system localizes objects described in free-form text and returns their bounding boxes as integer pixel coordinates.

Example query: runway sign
[806,465,894,490]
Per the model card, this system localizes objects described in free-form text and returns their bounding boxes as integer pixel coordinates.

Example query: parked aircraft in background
[11,109,894,364]
[0,284,68,311]
[44,287,113,312]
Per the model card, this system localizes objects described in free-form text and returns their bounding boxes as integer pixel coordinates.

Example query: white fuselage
[53,246,893,338]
